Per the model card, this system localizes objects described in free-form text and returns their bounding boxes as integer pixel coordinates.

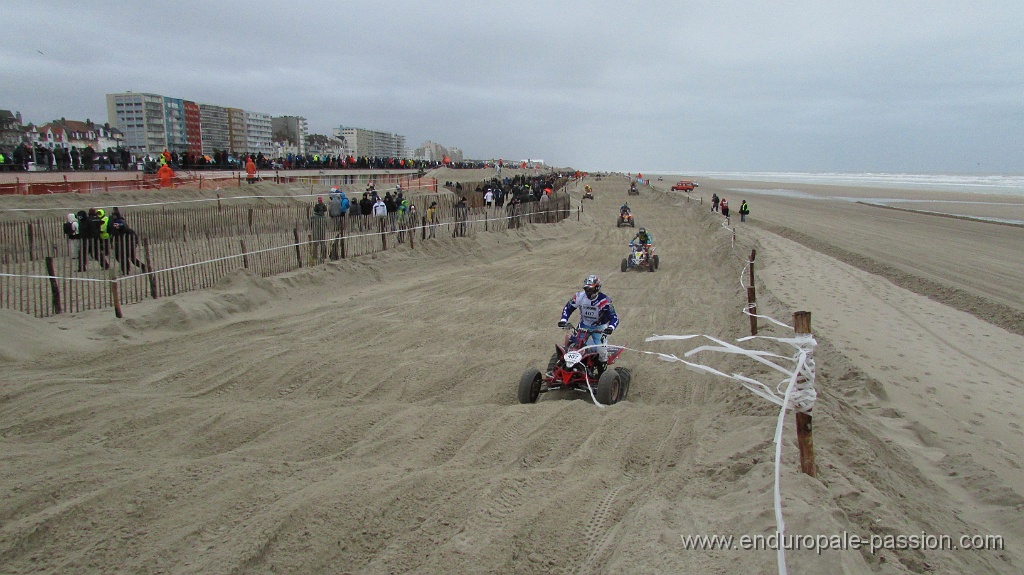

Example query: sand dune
[1,172,1020,574]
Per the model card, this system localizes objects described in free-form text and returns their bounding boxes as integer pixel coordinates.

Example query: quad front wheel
[621,258,628,272]
[596,369,622,405]
[518,368,542,404]
[653,254,660,269]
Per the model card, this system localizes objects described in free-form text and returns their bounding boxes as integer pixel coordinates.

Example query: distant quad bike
[628,184,640,196]
[519,325,631,405]
[617,212,635,227]
[583,188,595,200]
[621,243,659,272]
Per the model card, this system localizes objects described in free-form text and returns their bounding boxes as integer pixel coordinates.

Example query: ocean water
[648,171,1024,225]
[654,171,1024,197]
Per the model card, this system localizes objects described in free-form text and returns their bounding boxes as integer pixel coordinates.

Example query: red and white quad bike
[519,325,631,405]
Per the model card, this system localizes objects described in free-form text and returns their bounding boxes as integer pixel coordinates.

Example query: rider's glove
[603,326,615,335]
[558,320,568,328]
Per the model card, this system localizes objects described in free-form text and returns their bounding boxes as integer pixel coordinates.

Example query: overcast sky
[3,1,1022,173]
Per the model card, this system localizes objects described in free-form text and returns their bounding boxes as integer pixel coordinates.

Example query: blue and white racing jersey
[560,291,619,330]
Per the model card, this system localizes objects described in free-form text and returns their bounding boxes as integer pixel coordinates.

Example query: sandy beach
[1,169,1022,574]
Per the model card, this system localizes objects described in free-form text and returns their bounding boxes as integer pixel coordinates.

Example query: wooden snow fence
[0,194,569,318]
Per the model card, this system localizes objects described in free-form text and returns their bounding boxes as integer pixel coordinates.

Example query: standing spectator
[108,208,148,274]
[157,163,175,188]
[81,145,95,171]
[484,188,494,208]
[454,197,468,237]
[711,193,720,213]
[349,193,361,218]
[507,196,522,229]
[245,156,257,184]
[538,189,550,223]
[358,192,373,231]
[401,204,417,243]
[372,194,387,236]
[426,201,439,239]
[86,208,111,269]
[739,200,749,222]
[328,193,342,229]
[63,213,85,271]
[384,192,398,232]
[359,192,373,217]
[397,197,410,243]
[720,198,730,218]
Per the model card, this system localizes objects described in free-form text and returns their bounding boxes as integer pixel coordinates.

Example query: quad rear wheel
[614,367,632,400]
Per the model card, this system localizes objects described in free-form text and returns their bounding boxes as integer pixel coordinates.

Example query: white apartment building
[245,111,273,157]
[106,92,167,155]
[334,126,406,158]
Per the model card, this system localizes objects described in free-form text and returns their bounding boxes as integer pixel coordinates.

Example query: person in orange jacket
[245,156,257,184]
[157,163,175,188]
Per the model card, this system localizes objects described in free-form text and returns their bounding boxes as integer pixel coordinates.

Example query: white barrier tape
[742,303,794,330]
[640,332,816,575]
[774,371,796,575]
[0,272,111,283]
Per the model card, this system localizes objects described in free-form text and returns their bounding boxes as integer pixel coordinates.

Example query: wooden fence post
[793,311,816,477]
[747,249,757,336]
[293,228,303,267]
[240,239,249,269]
[26,223,34,260]
[341,217,347,259]
[110,276,123,319]
[45,256,62,314]
[142,238,158,299]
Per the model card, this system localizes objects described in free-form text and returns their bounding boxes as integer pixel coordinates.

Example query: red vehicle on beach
[671,180,697,191]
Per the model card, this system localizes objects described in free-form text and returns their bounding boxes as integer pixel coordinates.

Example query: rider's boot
[595,360,607,376]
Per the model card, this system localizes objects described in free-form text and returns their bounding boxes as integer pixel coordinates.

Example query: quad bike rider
[628,181,640,196]
[582,184,594,200]
[617,203,635,227]
[518,274,631,405]
[622,227,659,272]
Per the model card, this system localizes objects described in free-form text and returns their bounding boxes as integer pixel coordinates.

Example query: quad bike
[621,242,659,272]
[519,325,631,405]
[627,185,640,196]
[616,212,635,227]
[582,189,595,200]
